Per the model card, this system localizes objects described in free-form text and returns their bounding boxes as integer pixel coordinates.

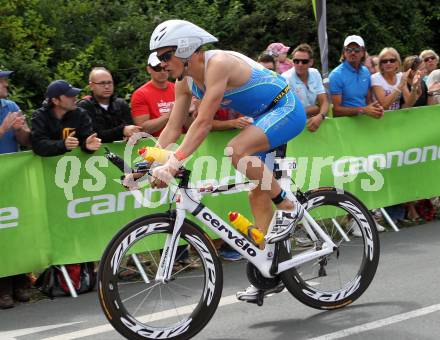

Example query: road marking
[42,293,256,339]
[308,303,440,340]
[0,322,82,340]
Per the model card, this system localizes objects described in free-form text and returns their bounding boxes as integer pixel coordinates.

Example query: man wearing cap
[266,42,294,74]
[130,52,176,137]
[0,68,32,309]
[31,80,101,156]
[77,67,141,143]
[329,35,383,118]
[0,69,30,153]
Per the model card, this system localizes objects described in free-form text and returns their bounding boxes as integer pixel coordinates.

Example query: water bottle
[138,146,172,164]
[228,211,264,245]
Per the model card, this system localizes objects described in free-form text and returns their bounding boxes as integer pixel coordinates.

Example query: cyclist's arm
[174,58,228,158]
[157,79,192,148]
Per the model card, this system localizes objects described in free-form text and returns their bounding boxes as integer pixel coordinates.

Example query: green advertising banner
[1,105,439,277]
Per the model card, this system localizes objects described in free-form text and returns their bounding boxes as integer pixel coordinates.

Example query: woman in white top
[371,47,408,111]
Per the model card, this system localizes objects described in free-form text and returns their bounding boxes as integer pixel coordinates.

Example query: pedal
[245,290,265,307]
[256,290,264,306]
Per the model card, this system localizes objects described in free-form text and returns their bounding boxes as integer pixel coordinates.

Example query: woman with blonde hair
[371,47,407,110]
[420,49,439,79]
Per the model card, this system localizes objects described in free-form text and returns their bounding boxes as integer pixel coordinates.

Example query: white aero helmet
[150,20,218,59]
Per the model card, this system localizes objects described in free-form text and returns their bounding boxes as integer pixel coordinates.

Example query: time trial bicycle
[98,148,380,340]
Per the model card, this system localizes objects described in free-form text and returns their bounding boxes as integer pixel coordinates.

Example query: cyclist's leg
[228,96,306,239]
[228,125,285,236]
[248,145,287,235]
[249,186,273,236]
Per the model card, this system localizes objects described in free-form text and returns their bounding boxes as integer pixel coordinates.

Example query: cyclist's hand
[122,172,145,190]
[65,131,79,150]
[151,155,182,188]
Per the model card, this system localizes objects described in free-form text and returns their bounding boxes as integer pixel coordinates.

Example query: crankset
[246,262,281,290]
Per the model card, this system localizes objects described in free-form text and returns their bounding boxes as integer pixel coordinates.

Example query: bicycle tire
[280,187,380,310]
[98,213,223,340]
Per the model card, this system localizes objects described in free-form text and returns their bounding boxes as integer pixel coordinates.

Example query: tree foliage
[0,0,438,115]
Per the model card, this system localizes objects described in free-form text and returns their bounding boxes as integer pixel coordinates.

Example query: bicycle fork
[155,207,186,283]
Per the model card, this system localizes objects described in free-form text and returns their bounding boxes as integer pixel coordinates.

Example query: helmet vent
[157,31,167,41]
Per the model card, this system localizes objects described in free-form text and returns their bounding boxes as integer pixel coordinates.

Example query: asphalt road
[1,221,439,340]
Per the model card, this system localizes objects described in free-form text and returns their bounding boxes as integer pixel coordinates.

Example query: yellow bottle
[228,211,264,245]
[138,147,172,164]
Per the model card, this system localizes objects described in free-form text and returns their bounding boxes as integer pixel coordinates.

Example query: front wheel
[280,188,380,310]
[98,213,223,340]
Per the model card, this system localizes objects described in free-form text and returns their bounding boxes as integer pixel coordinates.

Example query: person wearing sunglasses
[131,52,177,137]
[329,35,384,119]
[371,47,408,111]
[77,67,141,143]
[147,19,306,303]
[281,43,328,132]
[419,49,439,82]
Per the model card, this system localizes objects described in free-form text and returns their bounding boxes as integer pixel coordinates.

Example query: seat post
[274,157,296,193]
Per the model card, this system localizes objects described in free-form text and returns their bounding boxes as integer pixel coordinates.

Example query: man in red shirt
[131,53,175,137]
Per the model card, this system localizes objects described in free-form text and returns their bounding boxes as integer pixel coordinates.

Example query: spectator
[257,52,276,71]
[0,68,31,309]
[371,47,405,110]
[401,56,428,107]
[365,53,379,75]
[371,49,423,224]
[31,80,101,156]
[329,35,384,119]
[427,69,440,105]
[282,43,329,132]
[420,49,439,81]
[329,36,385,236]
[192,97,251,131]
[131,53,175,137]
[77,67,141,143]
[266,42,294,74]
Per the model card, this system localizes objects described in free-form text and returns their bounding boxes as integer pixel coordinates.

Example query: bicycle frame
[155,185,337,282]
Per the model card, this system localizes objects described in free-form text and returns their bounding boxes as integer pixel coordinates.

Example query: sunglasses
[293,59,310,65]
[150,65,165,72]
[345,47,362,53]
[380,58,397,64]
[157,49,176,62]
[424,56,437,63]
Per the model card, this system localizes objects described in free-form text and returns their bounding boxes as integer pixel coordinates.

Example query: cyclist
[148,20,306,302]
